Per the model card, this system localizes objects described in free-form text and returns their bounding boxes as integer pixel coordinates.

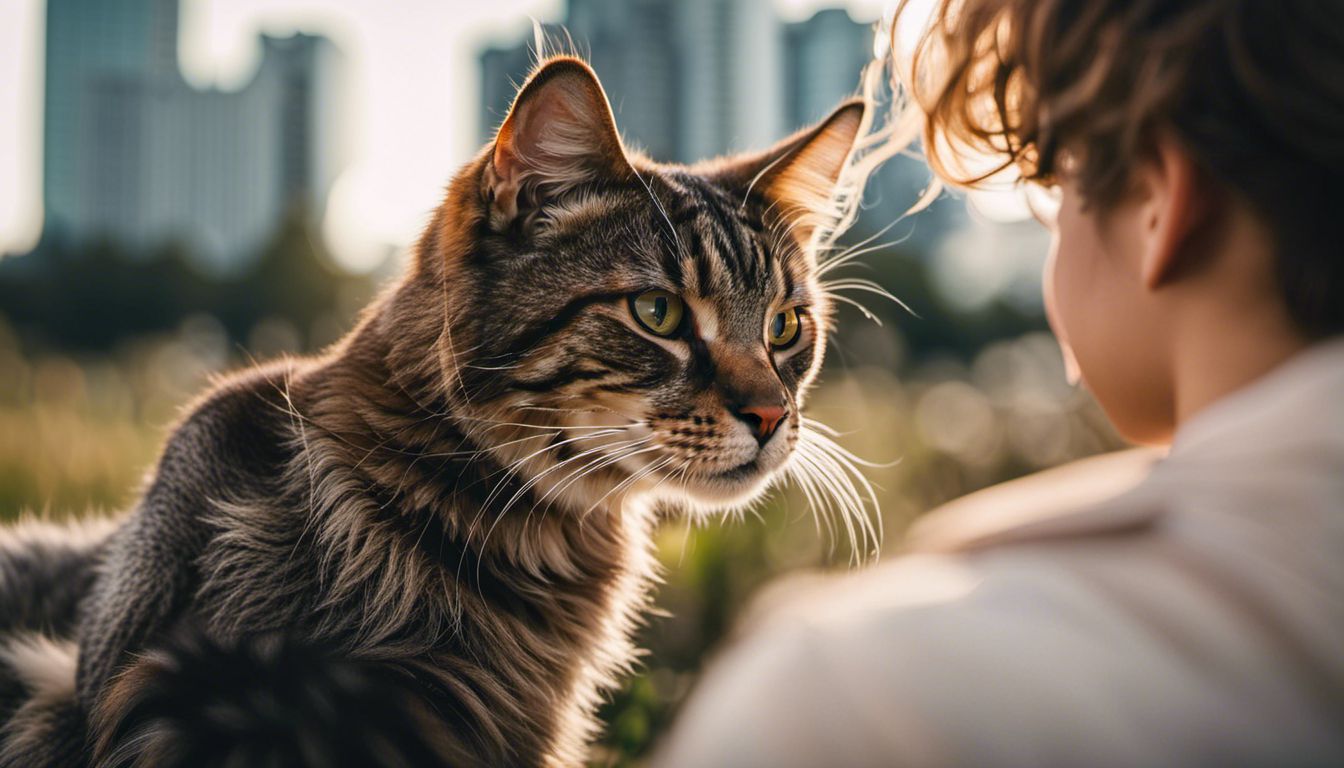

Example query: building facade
[42,0,345,271]
[480,0,790,164]
[784,7,874,127]
[478,1,961,252]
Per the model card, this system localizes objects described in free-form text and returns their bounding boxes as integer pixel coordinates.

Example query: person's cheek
[1043,231,1083,385]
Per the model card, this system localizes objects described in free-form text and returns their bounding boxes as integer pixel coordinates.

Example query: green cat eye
[630,290,685,337]
[768,307,802,348]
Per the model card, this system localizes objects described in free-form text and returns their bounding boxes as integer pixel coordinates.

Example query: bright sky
[0,0,894,271]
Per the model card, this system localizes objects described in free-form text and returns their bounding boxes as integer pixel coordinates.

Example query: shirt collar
[1169,336,1344,461]
[907,337,1344,554]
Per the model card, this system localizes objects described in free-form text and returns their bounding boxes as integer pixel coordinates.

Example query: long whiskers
[470,436,657,592]
[786,422,884,564]
[815,215,914,277]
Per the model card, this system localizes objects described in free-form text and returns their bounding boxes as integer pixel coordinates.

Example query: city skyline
[480,2,875,164]
[0,0,892,271]
[41,0,346,272]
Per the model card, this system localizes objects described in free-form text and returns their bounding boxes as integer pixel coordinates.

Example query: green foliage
[0,205,374,354]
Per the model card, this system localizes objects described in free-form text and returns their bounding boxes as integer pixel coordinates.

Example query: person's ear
[484,57,634,228]
[706,100,866,249]
[1139,134,1210,289]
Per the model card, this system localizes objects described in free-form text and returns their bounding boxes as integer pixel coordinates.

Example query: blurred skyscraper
[479,1,959,252]
[481,0,791,163]
[41,0,346,271]
[784,8,873,127]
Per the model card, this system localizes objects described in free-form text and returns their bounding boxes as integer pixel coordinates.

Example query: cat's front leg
[74,377,283,716]
[74,508,202,716]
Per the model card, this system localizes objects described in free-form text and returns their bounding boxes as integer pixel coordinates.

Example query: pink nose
[734,404,787,445]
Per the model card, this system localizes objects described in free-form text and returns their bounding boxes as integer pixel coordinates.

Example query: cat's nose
[732,403,788,446]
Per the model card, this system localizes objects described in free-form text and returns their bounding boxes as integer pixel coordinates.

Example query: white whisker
[784,420,885,564]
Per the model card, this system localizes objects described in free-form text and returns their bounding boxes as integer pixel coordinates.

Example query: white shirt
[654,339,1344,768]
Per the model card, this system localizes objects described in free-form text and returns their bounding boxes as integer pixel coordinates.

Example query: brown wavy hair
[886,0,1344,336]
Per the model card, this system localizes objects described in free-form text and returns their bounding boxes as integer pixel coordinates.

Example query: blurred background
[0,0,1124,763]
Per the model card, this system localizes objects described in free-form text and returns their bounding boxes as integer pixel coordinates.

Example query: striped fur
[0,57,874,766]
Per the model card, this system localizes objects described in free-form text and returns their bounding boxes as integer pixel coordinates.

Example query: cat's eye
[768,307,802,348]
[629,290,685,337]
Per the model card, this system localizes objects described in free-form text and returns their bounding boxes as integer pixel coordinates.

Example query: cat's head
[407,57,867,517]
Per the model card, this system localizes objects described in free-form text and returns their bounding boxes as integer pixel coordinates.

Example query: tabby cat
[0,57,876,767]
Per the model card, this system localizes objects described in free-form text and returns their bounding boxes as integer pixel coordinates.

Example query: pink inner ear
[493,80,584,186]
[492,140,519,186]
[486,61,633,223]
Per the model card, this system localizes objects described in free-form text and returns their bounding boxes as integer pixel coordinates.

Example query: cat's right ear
[484,57,633,227]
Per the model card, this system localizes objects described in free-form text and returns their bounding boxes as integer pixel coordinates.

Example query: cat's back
[147,357,343,633]
[158,358,309,493]
[82,358,318,635]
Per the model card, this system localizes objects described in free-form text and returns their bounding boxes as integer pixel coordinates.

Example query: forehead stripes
[661,173,772,295]
[530,170,806,307]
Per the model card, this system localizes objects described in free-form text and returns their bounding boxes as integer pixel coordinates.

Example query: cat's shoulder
[156,358,313,483]
[183,358,305,426]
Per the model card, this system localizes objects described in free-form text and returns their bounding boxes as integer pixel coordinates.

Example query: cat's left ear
[708,99,866,247]
[484,57,633,226]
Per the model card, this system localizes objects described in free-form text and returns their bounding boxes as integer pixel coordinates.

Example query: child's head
[887,0,1344,442]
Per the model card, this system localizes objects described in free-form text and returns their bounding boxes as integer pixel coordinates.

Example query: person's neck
[1170,300,1308,434]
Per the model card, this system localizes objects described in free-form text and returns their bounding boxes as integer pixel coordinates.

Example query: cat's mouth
[667,462,776,507]
[654,443,792,508]
[601,418,793,507]
[716,457,763,481]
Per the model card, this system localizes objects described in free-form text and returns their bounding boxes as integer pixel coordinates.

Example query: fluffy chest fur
[180,359,660,767]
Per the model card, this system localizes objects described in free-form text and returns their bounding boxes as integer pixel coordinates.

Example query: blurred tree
[0,205,371,354]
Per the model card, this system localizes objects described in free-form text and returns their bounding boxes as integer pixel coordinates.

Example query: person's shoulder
[653,541,1158,768]
[904,447,1163,554]
[652,555,982,768]
[743,535,1139,663]
[657,438,1344,767]
[730,449,1167,653]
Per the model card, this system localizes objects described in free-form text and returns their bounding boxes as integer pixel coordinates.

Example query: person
[652,1,1344,765]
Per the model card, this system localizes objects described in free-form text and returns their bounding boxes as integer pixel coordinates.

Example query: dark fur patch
[0,541,103,638]
[94,629,457,768]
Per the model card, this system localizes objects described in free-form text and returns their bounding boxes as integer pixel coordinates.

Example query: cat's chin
[659,458,781,509]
